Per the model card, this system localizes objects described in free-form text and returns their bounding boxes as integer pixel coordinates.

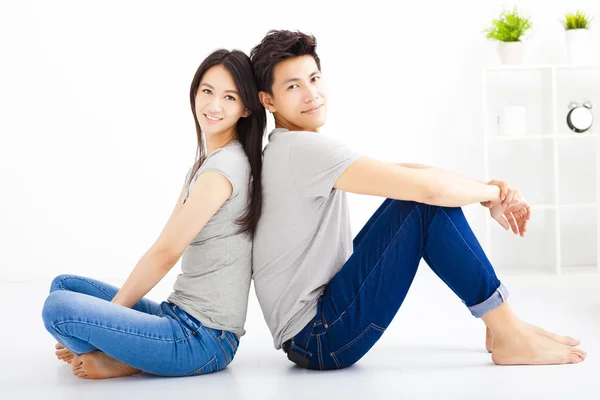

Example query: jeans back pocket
[330,323,385,369]
[187,355,218,376]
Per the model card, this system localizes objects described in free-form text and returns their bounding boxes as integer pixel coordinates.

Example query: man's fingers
[517,214,528,237]
[495,215,510,230]
[506,212,519,235]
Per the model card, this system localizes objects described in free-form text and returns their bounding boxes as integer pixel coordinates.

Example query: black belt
[282,339,310,368]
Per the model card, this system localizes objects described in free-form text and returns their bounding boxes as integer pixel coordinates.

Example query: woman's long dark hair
[187,49,266,235]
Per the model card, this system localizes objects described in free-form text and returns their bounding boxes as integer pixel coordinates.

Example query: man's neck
[275,119,319,133]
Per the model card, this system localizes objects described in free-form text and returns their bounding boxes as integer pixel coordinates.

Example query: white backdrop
[2,0,600,283]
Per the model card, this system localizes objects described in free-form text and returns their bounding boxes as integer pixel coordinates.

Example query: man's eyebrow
[282,71,320,86]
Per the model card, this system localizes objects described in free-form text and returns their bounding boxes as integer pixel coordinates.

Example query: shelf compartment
[485,69,553,138]
[488,139,555,205]
[557,137,598,204]
[555,68,600,135]
[488,208,557,273]
[559,207,597,270]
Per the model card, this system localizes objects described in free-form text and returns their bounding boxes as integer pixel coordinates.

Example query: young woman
[42,49,266,379]
[249,30,586,370]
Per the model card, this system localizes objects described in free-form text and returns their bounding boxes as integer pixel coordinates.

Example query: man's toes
[55,343,65,350]
[572,348,587,360]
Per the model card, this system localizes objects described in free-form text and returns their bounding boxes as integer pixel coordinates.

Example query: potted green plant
[483,7,532,64]
[561,11,594,64]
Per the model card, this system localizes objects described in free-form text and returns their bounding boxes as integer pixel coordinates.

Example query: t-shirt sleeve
[183,166,194,185]
[200,149,247,199]
[288,133,360,198]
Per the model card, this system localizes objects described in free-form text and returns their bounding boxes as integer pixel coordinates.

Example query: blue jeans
[42,275,239,376]
[285,199,508,370]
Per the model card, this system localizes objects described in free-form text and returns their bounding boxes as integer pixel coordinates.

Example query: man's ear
[258,91,277,113]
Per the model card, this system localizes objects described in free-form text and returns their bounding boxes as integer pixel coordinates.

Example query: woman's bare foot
[486,323,581,353]
[492,329,586,365]
[71,351,141,379]
[55,343,76,364]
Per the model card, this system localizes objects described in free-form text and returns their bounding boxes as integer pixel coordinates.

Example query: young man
[249,30,585,370]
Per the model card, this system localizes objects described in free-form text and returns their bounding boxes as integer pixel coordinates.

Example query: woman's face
[195,65,250,139]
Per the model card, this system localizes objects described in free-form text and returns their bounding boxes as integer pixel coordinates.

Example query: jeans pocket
[186,355,218,376]
[330,323,385,369]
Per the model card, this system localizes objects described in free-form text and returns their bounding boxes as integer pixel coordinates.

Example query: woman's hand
[481,179,531,237]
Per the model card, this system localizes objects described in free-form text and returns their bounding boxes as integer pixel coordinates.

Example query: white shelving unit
[482,64,600,274]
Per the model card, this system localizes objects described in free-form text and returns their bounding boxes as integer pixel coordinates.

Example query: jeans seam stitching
[187,355,217,376]
[439,207,498,302]
[225,334,238,353]
[326,204,420,329]
[52,320,194,343]
[304,323,316,348]
[316,335,323,370]
[331,351,341,369]
[331,323,383,356]
[60,276,114,300]
[205,328,231,365]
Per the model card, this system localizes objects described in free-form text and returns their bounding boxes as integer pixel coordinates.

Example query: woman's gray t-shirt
[167,140,252,337]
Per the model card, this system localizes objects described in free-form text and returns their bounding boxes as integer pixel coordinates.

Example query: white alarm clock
[566,101,594,133]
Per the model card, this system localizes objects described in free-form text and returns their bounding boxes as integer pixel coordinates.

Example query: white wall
[2,0,600,282]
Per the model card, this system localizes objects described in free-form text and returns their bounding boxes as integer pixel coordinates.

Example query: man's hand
[481,179,531,237]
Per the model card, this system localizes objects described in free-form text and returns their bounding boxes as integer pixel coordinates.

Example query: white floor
[3,266,600,399]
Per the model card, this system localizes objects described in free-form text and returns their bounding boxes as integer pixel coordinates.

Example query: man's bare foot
[492,330,586,365]
[71,351,141,379]
[486,327,494,353]
[55,343,76,364]
[486,323,581,353]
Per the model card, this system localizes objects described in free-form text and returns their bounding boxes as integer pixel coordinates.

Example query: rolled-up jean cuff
[467,283,509,318]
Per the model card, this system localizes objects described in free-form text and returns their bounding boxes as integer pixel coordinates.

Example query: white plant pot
[497,41,524,64]
[566,28,592,64]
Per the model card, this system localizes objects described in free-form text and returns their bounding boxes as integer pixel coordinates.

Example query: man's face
[259,55,327,132]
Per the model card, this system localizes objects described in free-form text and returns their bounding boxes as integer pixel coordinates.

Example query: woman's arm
[111,171,233,308]
[335,157,500,207]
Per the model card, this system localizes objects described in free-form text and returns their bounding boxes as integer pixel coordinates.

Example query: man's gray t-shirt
[253,128,360,349]
[167,140,252,337]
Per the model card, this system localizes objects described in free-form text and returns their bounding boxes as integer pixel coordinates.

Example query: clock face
[567,106,594,133]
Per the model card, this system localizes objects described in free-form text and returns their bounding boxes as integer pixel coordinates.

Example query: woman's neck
[206,132,236,155]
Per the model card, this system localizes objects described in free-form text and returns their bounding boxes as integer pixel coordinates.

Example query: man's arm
[335,157,500,207]
[399,163,487,184]
[396,163,432,169]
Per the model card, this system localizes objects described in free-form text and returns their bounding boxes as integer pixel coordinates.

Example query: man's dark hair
[250,30,321,95]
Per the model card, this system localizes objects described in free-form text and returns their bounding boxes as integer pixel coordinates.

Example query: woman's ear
[258,91,277,113]
[242,108,252,118]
